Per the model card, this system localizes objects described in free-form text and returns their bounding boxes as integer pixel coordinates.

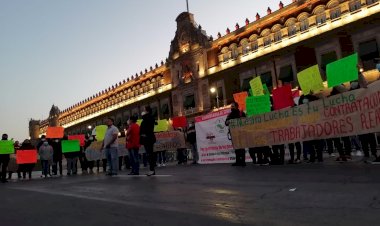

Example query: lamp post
[210,87,219,108]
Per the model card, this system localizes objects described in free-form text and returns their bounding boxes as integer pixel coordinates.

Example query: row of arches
[60,76,164,125]
[220,0,377,62]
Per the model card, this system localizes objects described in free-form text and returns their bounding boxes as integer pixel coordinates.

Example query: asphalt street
[0,160,379,226]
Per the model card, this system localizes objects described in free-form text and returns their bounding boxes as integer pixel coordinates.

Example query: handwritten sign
[297,65,324,95]
[62,140,80,153]
[246,95,271,116]
[233,92,248,111]
[46,127,64,139]
[68,134,85,147]
[272,84,294,110]
[95,125,108,141]
[327,53,358,88]
[154,120,169,132]
[0,141,14,154]
[16,150,38,164]
[249,77,264,96]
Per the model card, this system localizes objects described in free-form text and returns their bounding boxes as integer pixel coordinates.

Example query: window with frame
[252,41,258,51]
[349,0,361,11]
[300,18,309,31]
[241,77,252,92]
[242,41,250,54]
[366,0,379,5]
[183,94,195,110]
[274,31,282,42]
[316,12,327,25]
[330,7,341,20]
[278,65,294,84]
[359,39,379,70]
[288,24,297,36]
[231,46,239,59]
[264,36,272,47]
[260,72,273,89]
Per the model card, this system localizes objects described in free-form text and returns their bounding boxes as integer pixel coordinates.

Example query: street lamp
[210,87,219,108]
[88,125,92,130]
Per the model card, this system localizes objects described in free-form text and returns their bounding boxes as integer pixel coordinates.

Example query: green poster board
[298,65,324,95]
[249,77,264,96]
[0,140,14,154]
[62,140,80,153]
[154,120,169,132]
[327,53,358,88]
[96,125,108,141]
[246,95,271,116]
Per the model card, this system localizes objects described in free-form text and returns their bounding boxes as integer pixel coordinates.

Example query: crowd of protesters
[226,69,380,167]
[1,69,379,183]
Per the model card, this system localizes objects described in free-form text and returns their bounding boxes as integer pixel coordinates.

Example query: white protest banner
[195,109,251,164]
[153,131,186,152]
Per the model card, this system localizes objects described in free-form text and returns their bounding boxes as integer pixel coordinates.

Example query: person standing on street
[101,118,119,176]
[187,122,198,164]
[38,140,53,178]
[126,116,140,175]
[225,101,247,167]
[0,134,11,183]
[140,106,157,176]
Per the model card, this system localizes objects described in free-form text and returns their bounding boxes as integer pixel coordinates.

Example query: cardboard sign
[46,127,64,139]
[297,65,324,95]
[246,95,271,116]
[16,150,38,164]
[233,92,248,111]
[272,84,294,110]
[154,120,169,132]
[0,140,14,154]
[327,53,358,88]
[249,77,264,96]
[95,125,108,141]
[62,140,80,153]
[172,116,187,128]
[68,134,85,146]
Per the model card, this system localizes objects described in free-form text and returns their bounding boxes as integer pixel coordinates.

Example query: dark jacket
[140,113,156,145]
[298,94,319,105]
[225,108,246,127]
[187,125,196,144]
[51,140,63,162]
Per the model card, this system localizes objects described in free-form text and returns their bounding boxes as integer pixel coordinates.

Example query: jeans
[234,149,246,165]
[106,147,118,174]
[66,157,78,174]
[157,151,167,164]
[190,143,198,163]
[41,160,49,176]
[52,160,62,175]
[128,148,140,174]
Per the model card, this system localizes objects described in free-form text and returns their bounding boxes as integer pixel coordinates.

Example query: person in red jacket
[126,115,141,175]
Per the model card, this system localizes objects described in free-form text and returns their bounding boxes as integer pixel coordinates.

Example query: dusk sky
[0,0,291,141]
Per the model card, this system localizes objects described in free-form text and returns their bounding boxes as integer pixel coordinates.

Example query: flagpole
[186,0,189,12]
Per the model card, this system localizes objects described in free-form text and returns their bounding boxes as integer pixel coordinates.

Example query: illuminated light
[210,87,216,93]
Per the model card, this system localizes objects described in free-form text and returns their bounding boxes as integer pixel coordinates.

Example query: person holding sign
[101,118,119,176]
[0,134,11,183]
[126,116,140,175]
[226,101,247,167]
[38,140,53,178]
[17,139,36,179]
[140,106,157,176]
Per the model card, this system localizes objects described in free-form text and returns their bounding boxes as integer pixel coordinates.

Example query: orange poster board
[46,127,64,139]
[233,92,248,111]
